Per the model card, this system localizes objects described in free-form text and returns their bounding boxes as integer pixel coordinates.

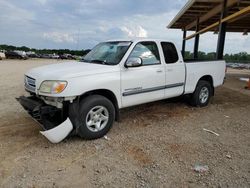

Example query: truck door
[160,42,185,98]
[121,41,165,108]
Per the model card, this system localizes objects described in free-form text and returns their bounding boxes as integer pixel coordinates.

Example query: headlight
[39,81,67,94]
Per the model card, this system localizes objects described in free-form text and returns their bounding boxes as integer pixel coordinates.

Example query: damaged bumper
[40,118,73,143]
[17,96,73,143]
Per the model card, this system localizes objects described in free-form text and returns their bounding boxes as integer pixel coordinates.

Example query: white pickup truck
[17,39,226,143]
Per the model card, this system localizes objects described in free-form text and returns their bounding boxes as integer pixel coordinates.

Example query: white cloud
[120,27,134,37]
[138,26,148,38]
[43,32,76,43]
[121,25,148,38]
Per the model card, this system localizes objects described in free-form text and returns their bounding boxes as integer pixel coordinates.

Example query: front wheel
[190,80,212,107]
[77,95,115,139]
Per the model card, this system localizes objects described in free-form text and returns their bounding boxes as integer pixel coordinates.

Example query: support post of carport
[193,18,200,59]
[216,0,228,60]
[182,29,186,58]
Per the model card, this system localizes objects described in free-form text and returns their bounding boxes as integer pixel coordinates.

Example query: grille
[25,76,36,93]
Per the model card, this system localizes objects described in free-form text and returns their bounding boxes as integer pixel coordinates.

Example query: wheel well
[79,89,120,121]
[199,75,214,95]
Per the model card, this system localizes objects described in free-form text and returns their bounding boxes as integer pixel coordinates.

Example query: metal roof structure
[167,0,250,59]
[168,0,250,33]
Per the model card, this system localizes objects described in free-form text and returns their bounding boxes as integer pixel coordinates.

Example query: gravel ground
[0,59,250,188]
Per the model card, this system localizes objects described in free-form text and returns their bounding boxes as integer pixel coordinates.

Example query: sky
[0,0,249,54]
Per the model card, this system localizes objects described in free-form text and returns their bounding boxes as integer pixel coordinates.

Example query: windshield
[81,41,132,65]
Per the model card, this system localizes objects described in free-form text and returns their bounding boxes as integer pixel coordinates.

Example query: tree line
[0,44,249,63]
[184,51,250,63]
[0,44,91,56]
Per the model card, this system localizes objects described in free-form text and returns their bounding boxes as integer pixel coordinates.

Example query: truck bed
[184,60,226,94]
[184,59,222,63]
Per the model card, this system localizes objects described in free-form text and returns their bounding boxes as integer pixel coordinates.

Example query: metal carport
[167,0,250,59]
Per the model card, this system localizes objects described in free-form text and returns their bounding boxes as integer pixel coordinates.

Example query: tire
[77,95,115,139]
[190,80,212,107]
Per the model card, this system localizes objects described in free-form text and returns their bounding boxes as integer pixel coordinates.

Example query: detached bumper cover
[17,96,73,143]
[40,118,73,143]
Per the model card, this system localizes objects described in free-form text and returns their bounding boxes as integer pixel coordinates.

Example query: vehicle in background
[50,54,60,59]
[37,53,59,59]
[14,51,28,59]
[17,39,226,143]
[5,51,28,59]
[226,62,250,69]
[59,54,76,60]
[73,55,81,60]
[0,51,5,60]
[26,51,40,58]
[29,53,40,58]
[39,54,51,59]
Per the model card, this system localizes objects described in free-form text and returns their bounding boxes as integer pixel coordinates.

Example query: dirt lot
[0,59,250,188]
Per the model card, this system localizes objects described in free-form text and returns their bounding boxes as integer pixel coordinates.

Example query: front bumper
[17,96,73,143]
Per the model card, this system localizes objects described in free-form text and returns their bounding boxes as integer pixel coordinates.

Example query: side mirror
[125,57,142,68]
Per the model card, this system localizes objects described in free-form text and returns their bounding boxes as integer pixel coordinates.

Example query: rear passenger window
[161,42,179,64]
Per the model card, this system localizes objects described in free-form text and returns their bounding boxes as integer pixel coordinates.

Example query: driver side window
[129,42,160,65]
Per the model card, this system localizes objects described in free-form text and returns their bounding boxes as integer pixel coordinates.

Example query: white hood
[26,62,119,80]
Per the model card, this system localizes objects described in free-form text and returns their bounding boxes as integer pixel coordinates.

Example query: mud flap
[40,118,73,143]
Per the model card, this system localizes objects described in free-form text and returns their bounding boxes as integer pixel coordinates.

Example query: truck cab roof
[106,38,175,44]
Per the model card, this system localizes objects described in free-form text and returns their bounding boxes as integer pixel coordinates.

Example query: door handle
[167,69,173,72]
[156,69,163,73]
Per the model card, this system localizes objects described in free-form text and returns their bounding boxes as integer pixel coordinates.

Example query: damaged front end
[16,96,73,143]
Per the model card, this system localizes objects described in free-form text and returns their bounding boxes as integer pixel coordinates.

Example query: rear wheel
[77,95,115,139]
[190,80,212,107]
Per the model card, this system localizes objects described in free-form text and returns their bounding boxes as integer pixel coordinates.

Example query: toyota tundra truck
[17,39,226,143]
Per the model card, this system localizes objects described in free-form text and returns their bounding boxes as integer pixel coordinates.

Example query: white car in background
[0,52,5,60]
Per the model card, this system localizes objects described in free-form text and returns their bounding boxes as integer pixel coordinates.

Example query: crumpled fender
[40,118,73,143]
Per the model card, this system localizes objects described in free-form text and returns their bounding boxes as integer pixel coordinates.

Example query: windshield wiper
[90,59,114,65]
